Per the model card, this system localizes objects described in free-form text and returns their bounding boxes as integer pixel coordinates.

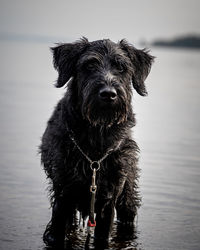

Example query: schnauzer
[40,37,154,248]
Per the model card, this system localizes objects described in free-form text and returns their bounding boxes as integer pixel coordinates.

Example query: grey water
[0,41,200,250]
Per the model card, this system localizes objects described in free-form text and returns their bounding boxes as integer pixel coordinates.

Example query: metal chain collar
[68,129,120,169]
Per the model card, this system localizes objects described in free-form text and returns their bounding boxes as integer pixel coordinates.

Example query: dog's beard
[82,95,129,127]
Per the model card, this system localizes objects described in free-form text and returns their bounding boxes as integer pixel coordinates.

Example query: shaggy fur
[40,38,154,248]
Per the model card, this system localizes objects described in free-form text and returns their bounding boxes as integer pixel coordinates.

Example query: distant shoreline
[151,35,200,49]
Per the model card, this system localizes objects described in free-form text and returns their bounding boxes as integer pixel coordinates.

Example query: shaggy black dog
[40,38,154,248]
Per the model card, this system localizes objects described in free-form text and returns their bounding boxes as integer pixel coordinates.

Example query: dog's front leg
[116,175,140,225]
[43,196,73,248]
[94,199,115,249]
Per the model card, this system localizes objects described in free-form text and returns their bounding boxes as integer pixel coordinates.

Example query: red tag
[87,219,96,227]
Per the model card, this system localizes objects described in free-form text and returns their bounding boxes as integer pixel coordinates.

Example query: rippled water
[0,41,200,250]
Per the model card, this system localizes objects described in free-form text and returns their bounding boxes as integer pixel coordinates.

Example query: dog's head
[51,38,154,127]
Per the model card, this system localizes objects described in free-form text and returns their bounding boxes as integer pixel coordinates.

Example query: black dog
[40,38,154,248]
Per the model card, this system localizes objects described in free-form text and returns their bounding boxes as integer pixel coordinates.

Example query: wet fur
[40,37,154,248]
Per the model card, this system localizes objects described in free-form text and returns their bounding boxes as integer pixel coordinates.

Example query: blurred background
[0,0,199,249]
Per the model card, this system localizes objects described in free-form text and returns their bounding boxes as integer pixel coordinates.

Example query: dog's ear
[51,37,89,87]
[119,39,154,96]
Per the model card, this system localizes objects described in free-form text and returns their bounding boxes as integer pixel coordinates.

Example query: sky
[0,0,200,44]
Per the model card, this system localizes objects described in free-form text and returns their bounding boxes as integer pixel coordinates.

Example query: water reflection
[43,220,139,250]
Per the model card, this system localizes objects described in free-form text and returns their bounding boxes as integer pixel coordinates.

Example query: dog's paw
[43,230,64,249]
[94,237,109,250]
[116,209,136,225]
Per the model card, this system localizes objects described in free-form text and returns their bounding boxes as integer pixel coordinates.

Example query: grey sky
[0,0,200,43]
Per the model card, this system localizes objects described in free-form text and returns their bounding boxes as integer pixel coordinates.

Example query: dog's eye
[118,63,126,73]
[112,60,127,73]
[86,63,95,71]
[84,59,99,71]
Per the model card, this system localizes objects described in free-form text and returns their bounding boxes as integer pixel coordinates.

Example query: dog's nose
[99,87,117,102]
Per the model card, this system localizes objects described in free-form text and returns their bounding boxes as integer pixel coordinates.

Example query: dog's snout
[99,87,117,102]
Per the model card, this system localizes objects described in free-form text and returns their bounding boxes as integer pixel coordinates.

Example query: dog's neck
[62,97,135,157]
